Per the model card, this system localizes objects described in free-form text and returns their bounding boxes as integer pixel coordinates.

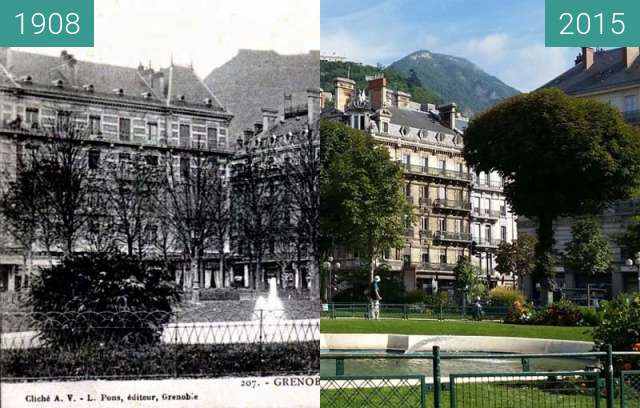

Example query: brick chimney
[582,47,594,70]
[334,77,355,112]
[437,103,457,130]
[624,47,639,68]
[261,108,279,132]
[368,76,387,110]
[307,87,321,123]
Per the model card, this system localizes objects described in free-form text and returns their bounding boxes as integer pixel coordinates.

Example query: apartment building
[0,48,233,293]
[323,75,517,292]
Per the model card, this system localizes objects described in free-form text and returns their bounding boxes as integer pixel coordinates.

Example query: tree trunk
[535,213,556,292]
[216,254,224,288]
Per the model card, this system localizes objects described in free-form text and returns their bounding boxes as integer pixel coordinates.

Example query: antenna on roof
[170,54,174,66]
[189,58,194,70]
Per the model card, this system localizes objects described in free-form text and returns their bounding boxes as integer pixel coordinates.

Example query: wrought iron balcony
[418,197,432,208]
[431,230,472,242]
[476,238,505,248]
[471,208,502,220]
[419,262,456,272]
[473,179,503,192]
[398,162,472,182]
[432,198,472,212]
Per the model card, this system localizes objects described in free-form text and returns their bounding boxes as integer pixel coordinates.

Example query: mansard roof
[0,48,227,113]
[387,106,453,135]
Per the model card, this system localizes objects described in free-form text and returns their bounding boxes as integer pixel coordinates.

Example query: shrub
[198,288,240,301]
[27,253,181,348]
[1,341,319,379]
[536,300,583,326]
[489,287,526,306]
[405,290,427,304]
[505,301,534,324]
[593,293,640,351]
[577,306,601,326]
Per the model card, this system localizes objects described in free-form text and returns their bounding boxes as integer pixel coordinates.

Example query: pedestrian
[369,275,382,320]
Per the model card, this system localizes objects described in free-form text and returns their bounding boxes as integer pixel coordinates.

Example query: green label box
[546,0,640,47]
[0,0,94,47]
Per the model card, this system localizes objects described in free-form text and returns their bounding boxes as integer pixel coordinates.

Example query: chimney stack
[307,87,321,124]
[624,47,639,68]
[582,47,594,70]
[368,76,387,110]
[334,77,355,112]
[261,108,279,132]
[437,103,457,130]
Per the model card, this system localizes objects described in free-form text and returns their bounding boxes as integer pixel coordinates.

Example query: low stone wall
[321,333,594,353]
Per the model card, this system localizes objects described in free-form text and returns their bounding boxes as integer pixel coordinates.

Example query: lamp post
[322,257,341,303]
[625,252,640,294]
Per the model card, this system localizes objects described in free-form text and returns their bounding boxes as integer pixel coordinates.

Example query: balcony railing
[398,162,472,182]
[432,198,472,212]
[418,197,431,208]
[404,227,415,238]
[471,208,502,219]
[476,238,505,248]
[429,230,472,242]
[473,179,503,191]
[419,262,457,272]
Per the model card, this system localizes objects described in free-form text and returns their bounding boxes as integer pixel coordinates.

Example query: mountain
[205,50,320,142]
[320,60,442,107]
[388,50,519,115]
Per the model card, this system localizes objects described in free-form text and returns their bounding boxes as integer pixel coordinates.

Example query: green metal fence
[320,347,640,408]
[621,370,640,408]
[320,375,426,408]
[450,371,601,408]
[322,303,510,321]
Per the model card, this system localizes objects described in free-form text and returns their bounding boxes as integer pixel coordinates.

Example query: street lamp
[322,257,341,303]
[625,252,640,293]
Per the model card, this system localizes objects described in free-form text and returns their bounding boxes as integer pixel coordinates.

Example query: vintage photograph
[0,1,320,407]
[319,1,640,407]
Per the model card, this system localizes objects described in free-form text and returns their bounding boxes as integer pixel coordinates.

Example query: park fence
[1,310,319,381]
[322,303,510,321]
[320,347,640,408]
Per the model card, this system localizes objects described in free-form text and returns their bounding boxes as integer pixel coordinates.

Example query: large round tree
[464,88,640,289]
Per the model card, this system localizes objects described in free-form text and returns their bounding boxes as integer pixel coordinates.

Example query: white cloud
[500,45,574,91]
[465,33,511,62]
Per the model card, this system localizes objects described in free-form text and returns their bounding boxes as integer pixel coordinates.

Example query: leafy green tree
[320,120,413,283]
[464,88,640,288]
[564,216,612,283]
[617,215,640,259]
[453,256,485,300]
[495,234,537,278]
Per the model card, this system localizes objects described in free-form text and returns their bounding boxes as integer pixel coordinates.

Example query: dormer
[20,75,32,84]
[178,94,186,102]
[141,92,153,99]
[204,98,213,107]
[52,79,64,88]
[83,84,94,93]
[113,88,124,96]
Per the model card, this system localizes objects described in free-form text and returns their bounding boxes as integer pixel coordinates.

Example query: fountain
[254,277,285,321]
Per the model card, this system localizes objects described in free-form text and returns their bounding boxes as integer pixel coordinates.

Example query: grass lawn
[320,382,614,408]
[320,319,593,342]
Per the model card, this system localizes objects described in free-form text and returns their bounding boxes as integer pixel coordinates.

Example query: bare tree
[232,145,285,291]
[281,125,320,298]
[105,153,162,258]
[161,154,228,296]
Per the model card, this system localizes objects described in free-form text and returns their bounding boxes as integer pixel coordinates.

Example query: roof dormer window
[399,126,409,136]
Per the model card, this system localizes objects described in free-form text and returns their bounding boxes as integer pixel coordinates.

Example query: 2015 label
[559,12,625,36]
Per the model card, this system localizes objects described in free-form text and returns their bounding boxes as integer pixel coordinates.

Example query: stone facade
[322,75,517,292]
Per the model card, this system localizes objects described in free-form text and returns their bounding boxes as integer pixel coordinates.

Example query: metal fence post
[450,376,456,408]
[336,358,344,376]
[606,344,614,408]
[420,375,427,408]
[521,358,530,372]
[594,371,601,408]
[433,345,441,408]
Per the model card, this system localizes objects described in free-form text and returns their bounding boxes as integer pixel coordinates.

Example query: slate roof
[387,106,453,134]
[541,48,640,95]
[0,48,227,112]
[205,49,320,143]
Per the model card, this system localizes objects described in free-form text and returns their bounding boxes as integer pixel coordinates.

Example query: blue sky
[321,0,577,91]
